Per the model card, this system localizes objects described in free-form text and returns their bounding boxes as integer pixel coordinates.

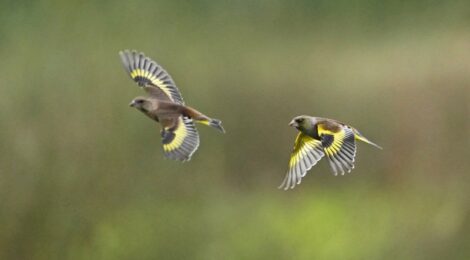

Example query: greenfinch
[120,50,224,162]
[280,116,381,190]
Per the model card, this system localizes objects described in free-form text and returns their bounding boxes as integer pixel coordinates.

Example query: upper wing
[317,123,357,175]
[143,86,172,102]
[279,132,325,190]
[119,50,185,104]
[161,117,200,161]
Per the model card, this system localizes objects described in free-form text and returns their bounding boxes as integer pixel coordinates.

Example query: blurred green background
[1,0,469,259]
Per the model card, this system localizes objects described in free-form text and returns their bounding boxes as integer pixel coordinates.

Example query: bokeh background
[1,0,469,259]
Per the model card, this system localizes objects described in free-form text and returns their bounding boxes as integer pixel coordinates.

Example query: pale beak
[289,120,297,128]
[129,100,136,107]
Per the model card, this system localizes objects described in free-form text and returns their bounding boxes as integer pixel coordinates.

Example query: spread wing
[279,132,325,190]
[161,117,200,161]
[119,50,185,104]
[318,124,357,175]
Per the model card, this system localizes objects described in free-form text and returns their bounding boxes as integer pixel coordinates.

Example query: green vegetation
[0,1,468,259]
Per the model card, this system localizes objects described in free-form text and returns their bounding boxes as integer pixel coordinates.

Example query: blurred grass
[0,0,469,259]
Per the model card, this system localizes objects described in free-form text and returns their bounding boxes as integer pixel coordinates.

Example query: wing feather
[318,124,357,175]
[119,50,185,104]
[279,133,325,190]
[161,117,200,161]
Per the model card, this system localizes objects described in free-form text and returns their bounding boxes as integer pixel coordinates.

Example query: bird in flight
[279,116,381,190]
[119,50,225,162]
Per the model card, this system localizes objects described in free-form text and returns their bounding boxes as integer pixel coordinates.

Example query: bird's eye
[296,118,304,123]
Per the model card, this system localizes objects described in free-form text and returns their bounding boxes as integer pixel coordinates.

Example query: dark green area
[0,0,469,259]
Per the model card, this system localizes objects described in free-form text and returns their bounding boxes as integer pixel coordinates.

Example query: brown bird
[119,50,224,162]
[279,116,382,190]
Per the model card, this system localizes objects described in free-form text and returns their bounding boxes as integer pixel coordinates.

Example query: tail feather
[196,118,225,133]
[353,129,382,149]
[208,119,225,133]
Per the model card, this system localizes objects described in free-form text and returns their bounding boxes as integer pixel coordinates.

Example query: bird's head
[129,97,152,112]
[289,115,314,131]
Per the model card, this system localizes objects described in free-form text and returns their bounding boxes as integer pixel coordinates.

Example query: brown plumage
[120,50,224,161]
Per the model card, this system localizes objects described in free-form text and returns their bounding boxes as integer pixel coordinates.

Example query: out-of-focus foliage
[0,0,469,259]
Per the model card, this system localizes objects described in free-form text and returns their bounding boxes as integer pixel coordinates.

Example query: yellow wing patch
[119,50,185,104]
[162,117,200,161]
[317,124,357,175]
[163,118,187,152]
[130,69,164,86]
[279,133,324,190]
